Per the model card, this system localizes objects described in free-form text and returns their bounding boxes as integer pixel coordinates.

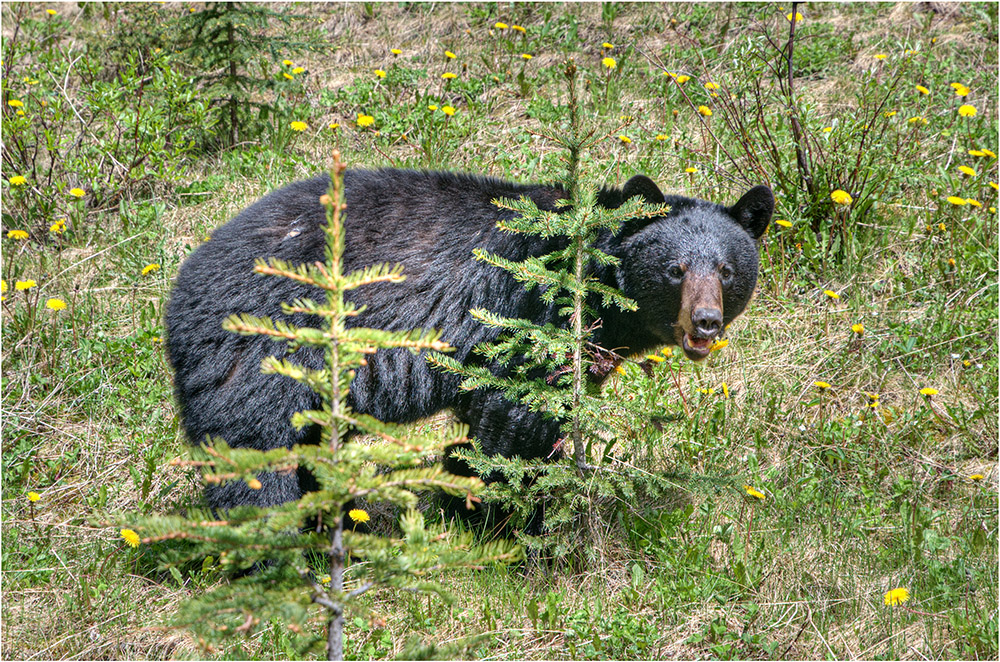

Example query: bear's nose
[691,307,723,338]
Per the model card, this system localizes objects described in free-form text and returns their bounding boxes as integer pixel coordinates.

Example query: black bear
[165,170,772,512]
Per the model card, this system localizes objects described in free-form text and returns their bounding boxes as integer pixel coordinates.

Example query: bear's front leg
[454,388,564,464]
[444,389,563,535]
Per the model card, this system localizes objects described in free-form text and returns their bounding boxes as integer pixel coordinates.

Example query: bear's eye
[719,264,734,283]
[666,264,684,281]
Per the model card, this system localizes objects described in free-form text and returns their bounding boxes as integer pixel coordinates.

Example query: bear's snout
[691,307,723,338]
[675,273,724,361]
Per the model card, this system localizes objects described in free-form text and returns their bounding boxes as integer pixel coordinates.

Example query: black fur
[165,169,772,511]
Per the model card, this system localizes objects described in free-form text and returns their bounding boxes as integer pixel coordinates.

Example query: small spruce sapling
[430,62,674,556]
[179,2,323,147]
[131,152,518,660]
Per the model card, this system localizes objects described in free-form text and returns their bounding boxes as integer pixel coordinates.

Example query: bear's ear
[621,175,665,205]
[729,185,774,239]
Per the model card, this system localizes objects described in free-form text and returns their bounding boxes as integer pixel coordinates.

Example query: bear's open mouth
[682,333,713,360]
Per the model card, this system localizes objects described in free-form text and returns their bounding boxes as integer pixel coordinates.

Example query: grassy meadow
[2,2,997,659]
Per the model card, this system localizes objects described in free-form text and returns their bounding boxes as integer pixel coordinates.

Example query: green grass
[2,2,997,660]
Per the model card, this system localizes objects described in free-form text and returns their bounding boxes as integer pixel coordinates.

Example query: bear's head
[609,176,773,361]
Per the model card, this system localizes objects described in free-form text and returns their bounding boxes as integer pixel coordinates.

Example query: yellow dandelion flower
[427,105,438,111]
[292,66,305,74]
[710,338,728,352]
[15,280,36,291]
[958,104,977,117]
[46,9,57,16]
[512,25,526,33]
[884,587,909,606]
[521,53,532,60]
[319,574,332,584]
[348,509,370,523]
[697,105,712,116]
[602,42,614,49]
[357,113,375,127]
[919,387,938,396]
[45,298,66,311]
[968,150,985,157]
[721,382,730,398]
[618,135,632,144]
[8,99,23,108]
[822,126,833,132]
[390,48,402,55]
[951,83,970,97]
[283,72,294,80]
[328,122,340,130]
[28,491,40,502]
[442,72,457,79]
[970,474,984,481]
[121,529,141,548]
[915,85,929,95]
[947,257,956,267]
[775,219,792,228]
[247,478,263,490]
[946,196,967,206]
[602,57,617,69]
[874,53,887,60]
[685,166,698,173]
[938,222,946,231]
[661,347,673,357]
[374,69,386,78]
[655,134,669,141]
[907,116,928,125]
[7,230,29,240]
[813,381,832,389]
[69,188,85,198]
[646,354,665,363]
[445,50,456,59]
[958,165,976,176]
[0,280,6,294]
[982,149,996,158]
[282,59,293,66]
[141,263,160,276]
[991,182,999,191]
[851,323,864,335]
[615,365,626,376]
[9,175,27,186]
[823,289,840,299]
[966,199,982,208]
[830,190,853,205]
[675,75,691,84]
[883,110,897,118]
[50,219,66,233]
[289,121,308,132]
[494,22,508,29]
[786,12,803,22]
[441,105,456,116]
[744,485,766,500]
[704,81,719,90]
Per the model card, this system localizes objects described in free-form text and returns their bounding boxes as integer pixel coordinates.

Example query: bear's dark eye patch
[719,264,734,282]
[667,264,685,280]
